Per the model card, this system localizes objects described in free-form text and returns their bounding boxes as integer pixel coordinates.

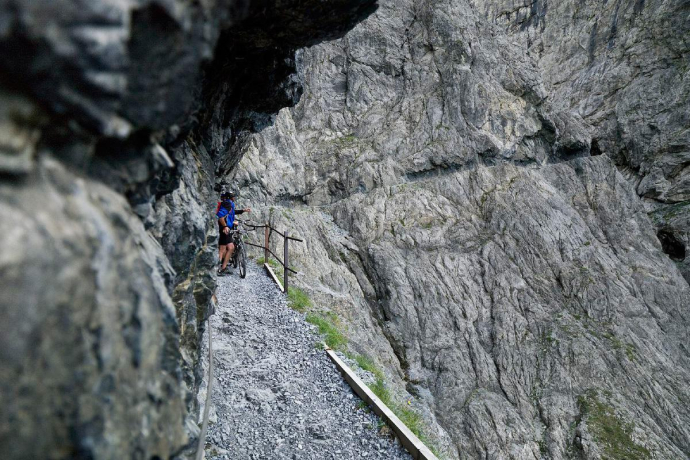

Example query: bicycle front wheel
[232,249,239,268]
[239,244,247,279]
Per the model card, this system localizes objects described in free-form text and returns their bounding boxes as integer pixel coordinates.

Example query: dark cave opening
[590,138,603,156]
[657,229,686,261]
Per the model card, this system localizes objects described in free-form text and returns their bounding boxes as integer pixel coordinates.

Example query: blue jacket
[217,201,235,226]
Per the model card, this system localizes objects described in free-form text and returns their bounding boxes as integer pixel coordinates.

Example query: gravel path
[201,262,411,460]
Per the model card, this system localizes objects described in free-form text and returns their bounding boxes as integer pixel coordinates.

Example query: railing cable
[235,219,304,291]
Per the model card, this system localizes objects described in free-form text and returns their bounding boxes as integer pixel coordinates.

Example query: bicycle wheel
[239,244,247,279]
[232,244,239,268]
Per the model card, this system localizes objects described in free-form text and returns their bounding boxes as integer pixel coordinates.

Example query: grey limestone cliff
[227,0,690,458]
[1,0,688,458]
[467,0,690,281]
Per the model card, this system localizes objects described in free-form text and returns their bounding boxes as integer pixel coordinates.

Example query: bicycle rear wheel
[239,244,247,279]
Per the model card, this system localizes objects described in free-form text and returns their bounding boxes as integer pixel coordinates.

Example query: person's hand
[223,227,230,235]
[245,208,251,213]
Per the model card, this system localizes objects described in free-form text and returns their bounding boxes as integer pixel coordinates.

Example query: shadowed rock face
[0,0,376,458]
[228,0,690,457]
[0,0,378,136]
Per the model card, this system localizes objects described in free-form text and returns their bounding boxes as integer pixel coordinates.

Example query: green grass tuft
[287,287,312,313]
[577,390,650,459]
[306,313,347,350]
[369,376,392,407]
[354,357,444,458]
[625,343,637,362]
[396,403,425,439]
[354,355,385,380]
[356,400,369,411]
[257,256,282,271]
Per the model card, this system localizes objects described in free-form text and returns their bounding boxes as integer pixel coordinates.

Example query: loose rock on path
[201,263,411,460]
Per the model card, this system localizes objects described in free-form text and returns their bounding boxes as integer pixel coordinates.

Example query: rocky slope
[0,0,376,458]
[228,0,690,458]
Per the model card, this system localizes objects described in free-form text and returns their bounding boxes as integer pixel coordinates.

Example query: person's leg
[218,244,226,264]
[221,243,234,270]
[217,244,227,274]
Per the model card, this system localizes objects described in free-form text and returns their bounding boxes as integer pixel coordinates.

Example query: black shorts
[219,230,233,247]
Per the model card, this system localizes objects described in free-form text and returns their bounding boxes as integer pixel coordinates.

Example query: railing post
[284,231,289,294]
[264,223,269,263]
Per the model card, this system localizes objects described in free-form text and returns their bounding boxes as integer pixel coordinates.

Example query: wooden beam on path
[325,349,439,460]
[264,263,284,293]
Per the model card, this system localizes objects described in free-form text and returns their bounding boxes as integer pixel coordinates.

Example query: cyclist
[217,191,250,276]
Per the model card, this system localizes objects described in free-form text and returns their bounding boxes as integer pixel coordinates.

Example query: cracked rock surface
[227,0,690,458]
[467,0,690,281]
[1,0,688,458]
[201,263,410,460]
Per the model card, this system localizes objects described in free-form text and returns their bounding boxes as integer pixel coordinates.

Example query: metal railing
[240,220,303,293]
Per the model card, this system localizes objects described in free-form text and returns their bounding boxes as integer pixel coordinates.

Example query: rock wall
[229,0,690,458]
[1,0,687,458]
[466,0,690,281]
[0,0,376,458]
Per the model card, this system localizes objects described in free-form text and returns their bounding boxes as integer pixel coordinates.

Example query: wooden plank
[325,349,438,460]
[264,263,284,293]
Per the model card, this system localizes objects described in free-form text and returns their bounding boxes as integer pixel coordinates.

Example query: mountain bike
[230,223,248,279]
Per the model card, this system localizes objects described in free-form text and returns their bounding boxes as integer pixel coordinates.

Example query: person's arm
[219,216,230,234]
[235,207,251,215]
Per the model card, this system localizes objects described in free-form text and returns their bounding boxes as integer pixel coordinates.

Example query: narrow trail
[201,263,410,460]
